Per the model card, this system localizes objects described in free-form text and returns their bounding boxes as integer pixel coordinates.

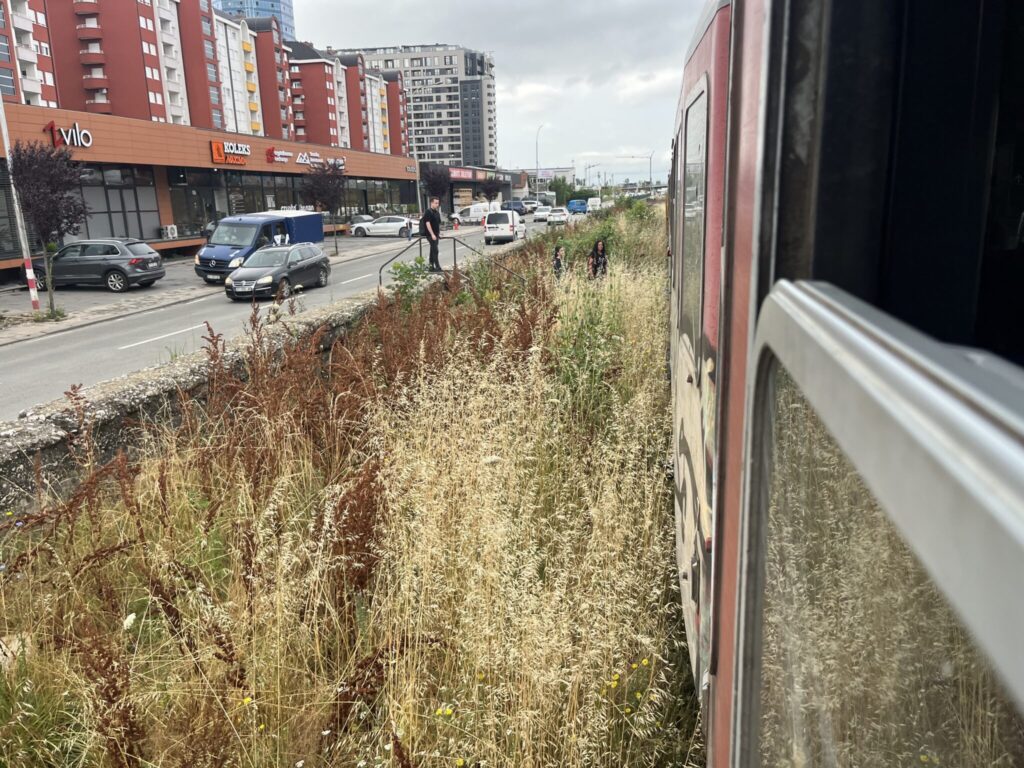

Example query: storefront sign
[450,168,474,180]
[211,140,251,165]
[296,151,323,166]
[265,146,294,164]
[44,121,94,149]
[406,165,417,174]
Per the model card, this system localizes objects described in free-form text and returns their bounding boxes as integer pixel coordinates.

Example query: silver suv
[28,238,166,293]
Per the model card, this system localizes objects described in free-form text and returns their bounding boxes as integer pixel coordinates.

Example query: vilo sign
[44,121,94,149]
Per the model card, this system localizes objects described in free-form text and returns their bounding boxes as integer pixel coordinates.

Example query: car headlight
[228,257,243,268]
[224,277,233,287]
[194,254,200,265]
[256,275,274,285]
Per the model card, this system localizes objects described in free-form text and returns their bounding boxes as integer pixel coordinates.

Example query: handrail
[377,234,528,288]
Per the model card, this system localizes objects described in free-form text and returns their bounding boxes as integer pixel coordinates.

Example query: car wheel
[354,228,367,237]
[105,270,128,293]
[138,280,156,288]
[398,226,409,238]
[484,238,491,245]
[317,265,329,287]
[31,272,48,291]
[276,277,292,301]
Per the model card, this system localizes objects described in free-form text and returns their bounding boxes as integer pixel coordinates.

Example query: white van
[587,197,602,212]
[451,202,489,225]
[484,211,527,245]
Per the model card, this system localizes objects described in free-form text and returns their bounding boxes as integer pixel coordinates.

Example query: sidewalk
[0,230,481,348]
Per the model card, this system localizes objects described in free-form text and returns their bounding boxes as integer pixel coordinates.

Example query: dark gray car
[224,243,330,300]
[27,239,165,293]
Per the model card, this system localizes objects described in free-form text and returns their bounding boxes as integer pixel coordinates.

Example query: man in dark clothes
[421,196,443,271]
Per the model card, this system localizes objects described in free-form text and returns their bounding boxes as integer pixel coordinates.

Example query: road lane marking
[340,273,374,285]
[118,324,206,351]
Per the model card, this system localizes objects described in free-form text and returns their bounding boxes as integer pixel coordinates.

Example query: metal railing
[377,235,527,288]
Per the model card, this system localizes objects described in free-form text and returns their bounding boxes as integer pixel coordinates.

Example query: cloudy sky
[296,0,704,184]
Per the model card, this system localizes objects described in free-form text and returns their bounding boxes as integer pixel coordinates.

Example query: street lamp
[618,151,656,191]
[584,163,600,189]
[535,123,546,199]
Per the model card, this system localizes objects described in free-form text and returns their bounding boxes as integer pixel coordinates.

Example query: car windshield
[210,223,259,246]
[488,213,510,225]
[243,248,289,268]
[127,243,158,256]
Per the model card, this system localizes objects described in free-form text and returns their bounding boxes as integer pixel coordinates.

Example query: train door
[674,77,714,691]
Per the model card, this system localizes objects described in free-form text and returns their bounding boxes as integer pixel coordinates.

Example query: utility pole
[618,151,656,191]
[535,123,545,199]
[584,162,600,189]
[0,92,39,312]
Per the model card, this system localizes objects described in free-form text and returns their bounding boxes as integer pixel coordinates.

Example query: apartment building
[213,11,261,134]
[364,68,385,154]
[247,16,292,140]
[213,0,293,39]
[328,44,496,167]
[153,0,189,125]
[285,40,343,147]
[7,0,58,108]
[334,53,367,152]
[382,70,409,157]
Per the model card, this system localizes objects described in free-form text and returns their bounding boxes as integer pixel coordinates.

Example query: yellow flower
[444,707,454,717]
[625,706,632,714]
[243,697,253,706]
[476,672,485,682]
[612,673,620,681]
[4,511,12,516]
[456,760,466,767]
[631,663,638,670]
[635,692,642,701]
[258,723,266,732]
[641,658,650,667]
[436,708,443,716]
[609,680,618,689]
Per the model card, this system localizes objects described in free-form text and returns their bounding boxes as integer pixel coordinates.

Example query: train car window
[756,363,1024,766]
[680,91,707,355]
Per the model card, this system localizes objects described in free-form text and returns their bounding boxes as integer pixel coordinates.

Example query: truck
[194,210,324,282]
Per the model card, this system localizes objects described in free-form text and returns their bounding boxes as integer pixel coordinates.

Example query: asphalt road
[0,226,539,421]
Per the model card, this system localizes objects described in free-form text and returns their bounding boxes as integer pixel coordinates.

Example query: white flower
[295,761,304,768]
[320,729,331,736]
[122,613,136,631]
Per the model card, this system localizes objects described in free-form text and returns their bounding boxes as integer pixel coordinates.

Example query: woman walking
[588,239,608,278]
[553,245,566,278]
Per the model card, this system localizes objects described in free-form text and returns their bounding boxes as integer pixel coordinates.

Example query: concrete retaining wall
[0,292,378,514]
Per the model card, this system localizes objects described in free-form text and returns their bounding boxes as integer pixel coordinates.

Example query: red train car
[670,1,1024,764]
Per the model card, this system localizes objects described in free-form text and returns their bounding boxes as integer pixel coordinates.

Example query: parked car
[547,207,570,226]
[587,197,602,212]
[224,243,330,300]
[450,203,490,225]
[566,199,589,215]
[520,199,540,213]
[501,200,528,217]
[484,211,527,244]
[533,205,553,222]
[350,216,414,238]
[26,238,165,293]
[347,214,375,225]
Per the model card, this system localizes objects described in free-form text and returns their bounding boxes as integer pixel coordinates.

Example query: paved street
[0,225,542,421]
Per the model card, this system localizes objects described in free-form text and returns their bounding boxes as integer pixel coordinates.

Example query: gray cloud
[296,0,704,181]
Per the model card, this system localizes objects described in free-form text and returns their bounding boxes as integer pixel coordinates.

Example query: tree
[567,187,598,203]
[10,141,87,318]
[480,178,502,203]
[550,176,572,206]
[420,164,450,210]
[301,161,346,253]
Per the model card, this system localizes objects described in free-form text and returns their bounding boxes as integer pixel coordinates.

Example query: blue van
[566,199,589,215]
[194,211,324,282]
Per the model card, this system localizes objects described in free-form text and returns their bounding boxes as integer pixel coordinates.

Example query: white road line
[340,273,374,285]
[117,323,205,351]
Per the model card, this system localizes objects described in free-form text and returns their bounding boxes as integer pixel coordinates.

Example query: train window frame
[731,280,1024,766]
[678,76,709,371]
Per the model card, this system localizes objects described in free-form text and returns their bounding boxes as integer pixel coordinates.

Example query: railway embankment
[0,205,704,767]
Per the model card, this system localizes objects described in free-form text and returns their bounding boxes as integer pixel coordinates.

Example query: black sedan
[224,243,330,300]
[27,238,165,293]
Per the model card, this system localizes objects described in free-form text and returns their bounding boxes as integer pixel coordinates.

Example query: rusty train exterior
[669,0,1024,764]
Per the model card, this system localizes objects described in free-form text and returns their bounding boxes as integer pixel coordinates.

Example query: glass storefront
[75,165,161,242]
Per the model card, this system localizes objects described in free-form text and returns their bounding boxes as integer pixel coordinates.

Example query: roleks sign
[211,141,251,165]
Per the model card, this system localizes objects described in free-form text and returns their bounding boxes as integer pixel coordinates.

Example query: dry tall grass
[0,207,700,767]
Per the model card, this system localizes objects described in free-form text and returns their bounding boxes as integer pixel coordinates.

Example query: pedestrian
[553,245,566,278]
[420,196,443,272]
[588,239,608,278]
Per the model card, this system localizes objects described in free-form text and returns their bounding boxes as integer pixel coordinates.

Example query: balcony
[15,44,38,64]
[242,40,253,52]
[12,11,34,32]
[244,62,255,73]
[85,99,112,114]
[79,49,106,65]
[246,81,256,93]
[248,101,259,112]
[20,75,42,94]
[73,0,98,15]
[76,24,103,41]
[250,121,261,132]
[82,74,109,89]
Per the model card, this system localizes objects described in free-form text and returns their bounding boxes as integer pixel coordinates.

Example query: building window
[0,36,9,64]
[138,15,154,31]
[204,40,214,59]
[207,63,217,82]
[201,17,211,35]
[212,109,223,128]
[209,86,220,105]
[0,69,13,96]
